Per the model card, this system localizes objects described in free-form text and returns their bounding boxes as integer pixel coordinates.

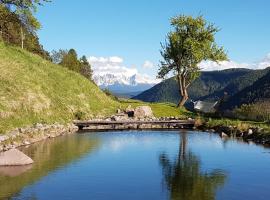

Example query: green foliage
[80,55,93,81]
[0,42,119,133]
[134,68,251,104]
[233,101,270,122]
[74,110,86,120]
[119,99,192,119]
[0,42,190,133]
[0,4,50,59]
[204,117,270,133]
[221,69,270,110]
[158,15,227,107]
[160,133,226,200]
[60,49,81,72]
[54,49,93,81]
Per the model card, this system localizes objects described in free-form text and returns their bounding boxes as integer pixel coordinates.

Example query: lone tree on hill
[158,15,227,107]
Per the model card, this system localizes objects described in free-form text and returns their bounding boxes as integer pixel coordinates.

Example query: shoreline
[0,123,78,152]
[1,118,270,153]
[196,120,270,147]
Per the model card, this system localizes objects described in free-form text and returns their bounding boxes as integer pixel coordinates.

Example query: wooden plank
[74,120,195,127]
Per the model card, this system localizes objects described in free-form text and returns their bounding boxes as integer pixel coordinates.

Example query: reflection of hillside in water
[160,132,227,200]
[0,134,100,199]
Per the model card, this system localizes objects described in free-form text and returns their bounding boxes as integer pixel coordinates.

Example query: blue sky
[36,0,270,78]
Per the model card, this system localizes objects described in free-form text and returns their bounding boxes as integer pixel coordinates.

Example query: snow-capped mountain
[89,56,160,94]
[93,73,160,93]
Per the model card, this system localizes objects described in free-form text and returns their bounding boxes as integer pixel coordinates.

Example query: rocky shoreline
[196,122,270,146]
[0,123,78,152]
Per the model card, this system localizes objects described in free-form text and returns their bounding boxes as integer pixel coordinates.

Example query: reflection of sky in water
[1,131,270,200]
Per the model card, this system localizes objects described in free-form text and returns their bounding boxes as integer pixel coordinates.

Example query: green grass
[201,117,270,133]
[0,42,120,133]
[118,99,192,119]
[0,42,189,134]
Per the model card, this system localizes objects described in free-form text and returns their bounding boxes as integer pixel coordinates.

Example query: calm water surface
[0,130,270,200]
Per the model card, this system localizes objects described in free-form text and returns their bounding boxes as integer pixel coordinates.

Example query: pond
[0,130,270,200]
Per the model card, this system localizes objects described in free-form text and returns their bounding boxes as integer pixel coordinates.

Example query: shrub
[74,111,86,120]
[233,101,270,122]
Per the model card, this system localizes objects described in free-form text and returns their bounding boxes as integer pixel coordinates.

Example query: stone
[220,132,228,138]
[0,149,33,166]
[0,165,33,177]
[248,129,253,135]
[111,113,129,121]
[125,105,135,117]
[0,135,9,143]
[134,106,153,118]
[116,109,121,114]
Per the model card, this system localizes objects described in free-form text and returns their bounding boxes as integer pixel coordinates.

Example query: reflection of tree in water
[160,132,226,200]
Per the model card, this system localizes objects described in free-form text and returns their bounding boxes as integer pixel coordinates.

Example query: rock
[125,105,135,117]
[0,165,33,177]
[0,149,33,166]
[116,109,121,114]
[0,135,9,143]
[34,123,43,129]
[23,141,30,145]
[134,106,153,118]
[220,132,228,138]
[248,129,253,135]
[111,113,129,121]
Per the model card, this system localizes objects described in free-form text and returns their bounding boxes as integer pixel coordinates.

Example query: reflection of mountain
[159,133,226,200]
[0,134,100,199]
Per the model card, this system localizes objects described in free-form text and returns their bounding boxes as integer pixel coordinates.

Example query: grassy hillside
[0,42,188,134]
[133,68,251,104]
[0,42,120,133]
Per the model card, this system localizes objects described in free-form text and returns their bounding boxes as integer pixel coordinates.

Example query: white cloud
[143,60,154,69]
[88,56,136,77]
[88,56,160,85]
[199,53,270,71]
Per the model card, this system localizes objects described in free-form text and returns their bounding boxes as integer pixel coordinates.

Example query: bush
[74,111,86,120]
[233,101,270,122]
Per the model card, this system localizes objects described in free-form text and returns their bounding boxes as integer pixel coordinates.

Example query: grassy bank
[118,99,192,119]
[0,42,189,134]
[199,117,270,135]
[0,42,118,133]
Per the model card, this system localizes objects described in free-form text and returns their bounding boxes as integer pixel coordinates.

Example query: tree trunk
[20,26,24,49]
[177,94,188,107]
[179,132,187,161]
[177,74,189,108]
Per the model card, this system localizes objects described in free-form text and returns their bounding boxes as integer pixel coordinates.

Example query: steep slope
[133,68,251,104]
[220,70,270,110]
[201,67,270,100]
[0,42,119,133]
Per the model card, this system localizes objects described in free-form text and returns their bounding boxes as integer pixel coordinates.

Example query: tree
[158,15,227,107]
[159,132,226,200]
[80,55,93,81]
[0,1,50,59]
[0,0,48,49]
[60,49,81,72]
[51,49,68,64]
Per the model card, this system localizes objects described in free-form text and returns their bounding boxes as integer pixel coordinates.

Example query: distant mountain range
[93,73,160,94]
[133,67,270,110]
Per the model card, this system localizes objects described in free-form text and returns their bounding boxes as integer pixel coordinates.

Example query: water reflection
[159,132,227,200]
[0,134,100,199]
